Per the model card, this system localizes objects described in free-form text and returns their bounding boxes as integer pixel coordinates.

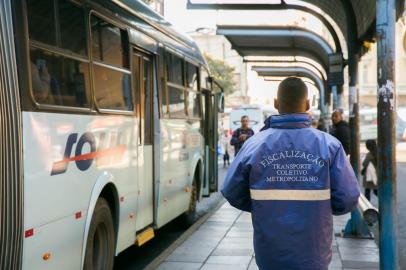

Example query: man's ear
[305,99,310,111]
[274,99,279,110]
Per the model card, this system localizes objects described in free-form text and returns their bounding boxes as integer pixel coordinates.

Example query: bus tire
[183,175,198,225]
[84,197,116,270]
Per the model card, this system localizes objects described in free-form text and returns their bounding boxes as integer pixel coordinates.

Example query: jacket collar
[261,113,312,130]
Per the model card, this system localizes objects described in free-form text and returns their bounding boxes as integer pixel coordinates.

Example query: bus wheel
[84,197,116,270]
[183,175,198,225]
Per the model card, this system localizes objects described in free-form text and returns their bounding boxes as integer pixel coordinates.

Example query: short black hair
[241,115,249,121]
[277,77,308,112]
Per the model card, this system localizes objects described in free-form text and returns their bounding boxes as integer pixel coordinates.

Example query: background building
[190,29,250,107]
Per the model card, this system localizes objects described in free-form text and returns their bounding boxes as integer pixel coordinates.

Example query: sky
[163,0,325,108]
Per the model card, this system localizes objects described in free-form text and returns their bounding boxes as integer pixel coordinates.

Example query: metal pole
[377,0,398,269]
[332,85,338,110]
[337,85,343,109]
[343,53,367,237]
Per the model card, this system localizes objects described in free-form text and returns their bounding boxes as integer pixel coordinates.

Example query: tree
[204,53,237,96]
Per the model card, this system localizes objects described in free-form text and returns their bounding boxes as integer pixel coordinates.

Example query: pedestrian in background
[221,130,231,168]
[361,139,378,201]
[331,110,350,154]
[222,77,360,270]
[317,118,328,132]
[230,115,254,155]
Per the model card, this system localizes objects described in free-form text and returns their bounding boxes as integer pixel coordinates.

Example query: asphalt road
[113,167,227,270]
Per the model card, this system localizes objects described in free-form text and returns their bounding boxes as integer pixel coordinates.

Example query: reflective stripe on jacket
[221,113,360,270]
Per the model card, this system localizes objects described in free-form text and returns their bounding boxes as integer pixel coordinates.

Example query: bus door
[132,49,154,231]
[202,91,218,194]
[210,92,219,193]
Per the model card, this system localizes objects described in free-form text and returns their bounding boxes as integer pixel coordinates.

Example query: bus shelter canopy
[217,25,333,71]
[251,65,326,111]
[189,0,405,54]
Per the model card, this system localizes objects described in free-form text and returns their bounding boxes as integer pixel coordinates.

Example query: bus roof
[108,0,207,67]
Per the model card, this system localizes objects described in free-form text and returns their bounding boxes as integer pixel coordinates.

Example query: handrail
[357,194,379,226]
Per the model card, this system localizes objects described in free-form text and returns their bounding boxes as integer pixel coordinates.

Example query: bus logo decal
[51,132,126,175]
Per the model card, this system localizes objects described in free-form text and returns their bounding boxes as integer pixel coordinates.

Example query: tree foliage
[204,53,237,96]
[142,0,153,4]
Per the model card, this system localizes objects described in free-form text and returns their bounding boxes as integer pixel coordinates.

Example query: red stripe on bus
[52,145,126,167]
[25,229,34,238]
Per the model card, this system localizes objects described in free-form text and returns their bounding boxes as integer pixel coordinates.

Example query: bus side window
[186,62,201,119]
[91,15,132,111]
[166,53,186,118]
[26,0,90,108]
[26,0,56,45]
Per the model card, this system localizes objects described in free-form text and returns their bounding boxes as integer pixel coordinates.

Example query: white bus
[0,1,222,269]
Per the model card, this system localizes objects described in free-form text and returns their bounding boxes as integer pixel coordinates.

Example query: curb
[144,198,226,270]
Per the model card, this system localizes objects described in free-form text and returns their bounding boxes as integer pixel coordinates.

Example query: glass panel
[93,65,132,111]
[91,16,128,68]
[59,0,87,55]
[168,86,186,118]
[26,0,56,45]
[166,53,184,85]
[188,91,201,118]
[200,67,209,89]
[161,87,169,116]
[186,63,198,90]
[30,47,90,107]
[144,59,153,144]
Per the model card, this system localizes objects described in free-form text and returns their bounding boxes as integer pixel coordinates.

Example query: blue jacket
[221,113,360,270]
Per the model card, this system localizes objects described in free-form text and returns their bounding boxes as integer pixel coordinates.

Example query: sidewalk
[155,202,379,270]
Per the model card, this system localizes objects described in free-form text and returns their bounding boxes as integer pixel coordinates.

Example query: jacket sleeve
[330,145,360,215]
[230,129,240,146]
[221,146,251,212]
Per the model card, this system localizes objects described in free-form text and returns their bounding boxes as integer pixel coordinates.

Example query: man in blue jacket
[222,77,360,270]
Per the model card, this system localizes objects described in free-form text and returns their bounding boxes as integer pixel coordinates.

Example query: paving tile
[248,258,259,270]
[172,246,212,254]
[156,261,202,270]
[216,242,255,251]
[156,205,381,270]
[341,260,379,269]
[165,252,210,263]
[206,255,252,266]
[212,248,254,256]
[340,253,379,262]
[200,263,248,270]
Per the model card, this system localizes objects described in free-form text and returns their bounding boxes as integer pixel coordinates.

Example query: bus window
[187,91,201,118]
[91,15,132,111]
[186,62,200,118]
[168,86,186,118]
[200,67,209,90]
[93,65,132,111]
[59,0,87,56]
[165,52,186,118]
[26,0,56,45]
[91,16,128,68]
[30,48,90,107]
[26,0,90,108]
[186,62,198,91]
[166,53,183,86]
[144,58,153,144]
